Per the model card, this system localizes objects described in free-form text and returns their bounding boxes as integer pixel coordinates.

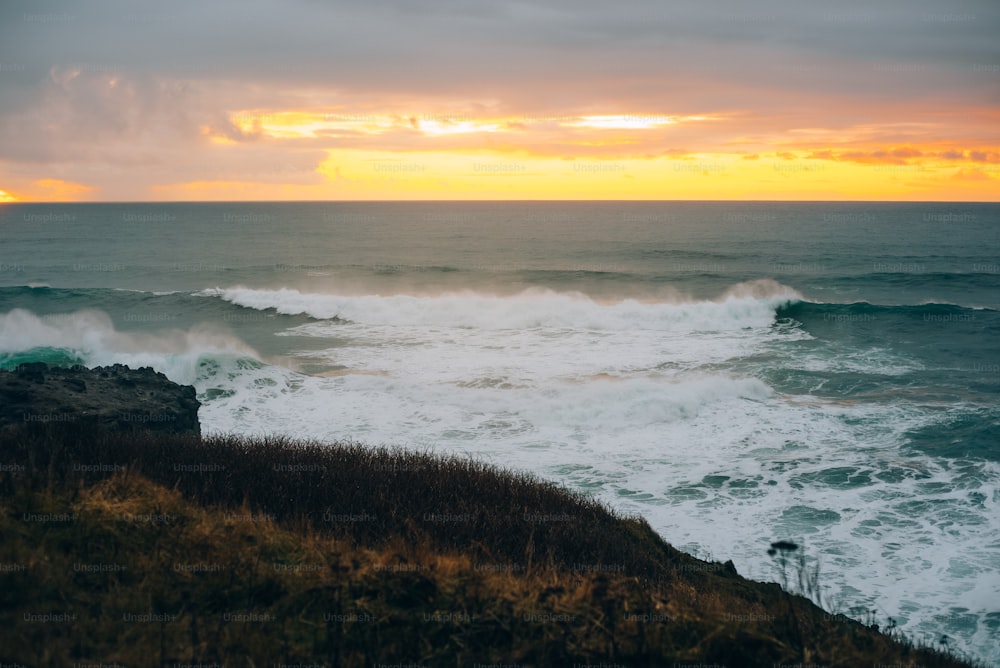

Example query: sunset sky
[0,0,998,202]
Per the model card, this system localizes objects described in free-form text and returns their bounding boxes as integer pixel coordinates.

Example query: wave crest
[203,281,802,333]
[0,308,260,385]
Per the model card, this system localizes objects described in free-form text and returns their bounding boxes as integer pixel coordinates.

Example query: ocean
[1,201,998,662]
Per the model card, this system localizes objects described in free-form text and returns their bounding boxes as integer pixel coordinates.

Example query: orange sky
[1,1,998,202]
[5,107,997,202]
[176,109,1000,201]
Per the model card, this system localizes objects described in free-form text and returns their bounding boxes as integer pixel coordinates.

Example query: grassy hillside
[0,424,979,667]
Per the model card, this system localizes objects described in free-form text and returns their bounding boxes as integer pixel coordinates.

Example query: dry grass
[0,424,983,667]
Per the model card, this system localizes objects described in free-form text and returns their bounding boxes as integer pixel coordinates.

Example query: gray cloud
[3,0,997,99]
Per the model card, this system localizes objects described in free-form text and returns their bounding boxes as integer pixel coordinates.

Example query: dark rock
[15,362,47,382]
[0,387,32,404]
[16,362,48,374]
[65,379,87,393]
[0,363,200,436]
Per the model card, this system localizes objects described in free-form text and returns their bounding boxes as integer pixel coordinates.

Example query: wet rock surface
[0,362,200,435]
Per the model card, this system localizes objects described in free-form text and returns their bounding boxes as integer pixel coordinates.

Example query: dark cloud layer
[3,0,997,102]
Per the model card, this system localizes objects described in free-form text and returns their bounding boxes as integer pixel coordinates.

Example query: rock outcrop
[0,362,200,436]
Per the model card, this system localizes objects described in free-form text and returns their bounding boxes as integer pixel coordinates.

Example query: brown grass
[0,424,983,667]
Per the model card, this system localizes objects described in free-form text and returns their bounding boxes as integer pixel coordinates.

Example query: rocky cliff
[0,362,200,435]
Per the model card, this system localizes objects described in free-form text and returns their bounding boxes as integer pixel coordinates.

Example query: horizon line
[3,198,999,205]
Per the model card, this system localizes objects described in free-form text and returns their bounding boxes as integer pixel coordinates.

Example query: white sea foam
[201,279,802,332]
[0,308,260,385]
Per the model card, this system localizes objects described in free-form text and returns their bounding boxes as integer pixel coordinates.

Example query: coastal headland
[0,364,976,666]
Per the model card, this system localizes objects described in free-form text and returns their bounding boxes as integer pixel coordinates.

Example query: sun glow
[144,142,1000,201]
[228,111,513,138]
[565,115,678,130]
[225,110,702,139]
[12,106,998,202]
[198,108,1000,200]
[416,118,506,135]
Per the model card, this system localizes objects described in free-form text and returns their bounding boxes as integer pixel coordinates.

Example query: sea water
[1,201,998,662]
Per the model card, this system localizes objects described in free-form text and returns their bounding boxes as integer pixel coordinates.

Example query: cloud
[0,0,997,200]
[21,178,95,201]
[807,147,1000,165]
[3,0,997,103]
